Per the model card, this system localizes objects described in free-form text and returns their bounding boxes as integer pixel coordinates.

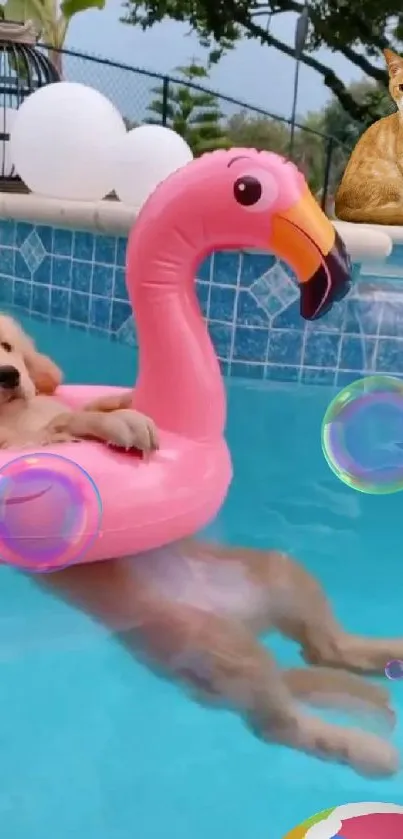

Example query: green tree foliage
[322,79,394,147]
[2,0,106,74]
[151,88,333,193]
[147,61,229,154]
[291,110,328,194]
[122,0,403,121]
[225,111,290,155]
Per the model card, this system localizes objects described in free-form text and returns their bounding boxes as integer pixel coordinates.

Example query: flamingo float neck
[127,192,225,441]
[125,149,351,440]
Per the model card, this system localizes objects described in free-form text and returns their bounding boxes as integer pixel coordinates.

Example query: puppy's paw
[104,409,159,454]
[0,428,19,449]
[264,713,399,777]
[38,428,77,446]
[346,733,399,778]
[84,392,132,413]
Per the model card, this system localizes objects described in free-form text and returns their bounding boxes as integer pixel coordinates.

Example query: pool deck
[0,192,397,262]
[0,192,136,236]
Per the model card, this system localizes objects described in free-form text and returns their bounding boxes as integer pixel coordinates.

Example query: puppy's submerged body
[1,316,402,778]
[40,532,403,780]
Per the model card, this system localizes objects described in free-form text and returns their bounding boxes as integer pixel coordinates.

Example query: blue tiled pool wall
[1,218,403,384]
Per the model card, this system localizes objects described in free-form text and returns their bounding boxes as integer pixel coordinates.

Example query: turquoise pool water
[0,312,402,839]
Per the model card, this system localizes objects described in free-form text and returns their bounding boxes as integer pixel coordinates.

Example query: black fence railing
[34,45,352,213]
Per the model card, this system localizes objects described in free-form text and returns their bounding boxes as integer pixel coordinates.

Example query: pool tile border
[0,219,403,383]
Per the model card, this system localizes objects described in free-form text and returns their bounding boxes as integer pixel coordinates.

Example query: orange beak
[270,187,352,320]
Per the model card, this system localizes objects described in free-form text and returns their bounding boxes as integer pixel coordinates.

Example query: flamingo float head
[131,147,352,321]
[127,149,352,438]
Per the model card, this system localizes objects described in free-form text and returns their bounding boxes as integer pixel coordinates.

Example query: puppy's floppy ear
[0,314,63,394]
[24,347,63,394]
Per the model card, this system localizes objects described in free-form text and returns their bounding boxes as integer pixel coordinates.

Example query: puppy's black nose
[0,365,19,389]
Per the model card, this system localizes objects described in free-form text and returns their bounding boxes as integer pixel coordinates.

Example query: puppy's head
[0,315,63,405]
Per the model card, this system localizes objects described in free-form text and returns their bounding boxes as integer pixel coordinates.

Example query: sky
[65,0,378,121]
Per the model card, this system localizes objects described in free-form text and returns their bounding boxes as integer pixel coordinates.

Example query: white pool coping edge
[0,192,138,236]
[333,220,392,261]
[0,193,396,262]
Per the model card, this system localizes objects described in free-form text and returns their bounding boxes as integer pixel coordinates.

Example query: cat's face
[385,48,403,111]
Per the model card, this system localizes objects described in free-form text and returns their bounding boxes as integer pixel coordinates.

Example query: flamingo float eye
[233,171,279,212]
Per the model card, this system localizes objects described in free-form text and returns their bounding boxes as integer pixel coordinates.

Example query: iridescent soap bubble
[385,660,403,680]
[0,453,102,571]
[321,375,403,494]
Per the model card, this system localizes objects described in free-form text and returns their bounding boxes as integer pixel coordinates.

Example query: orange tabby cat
[335,49,403,224]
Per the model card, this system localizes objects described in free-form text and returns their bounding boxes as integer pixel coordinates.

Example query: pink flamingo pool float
[0,149,351,570]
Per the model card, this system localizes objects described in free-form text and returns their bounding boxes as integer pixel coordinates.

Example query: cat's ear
[384,48,403,77]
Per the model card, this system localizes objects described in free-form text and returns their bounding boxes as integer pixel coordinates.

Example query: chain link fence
[36,45,351,213]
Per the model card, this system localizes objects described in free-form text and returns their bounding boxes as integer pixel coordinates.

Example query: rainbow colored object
[283,803,403,839]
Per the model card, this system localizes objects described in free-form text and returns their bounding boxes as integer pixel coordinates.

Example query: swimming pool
[0,311,402,839]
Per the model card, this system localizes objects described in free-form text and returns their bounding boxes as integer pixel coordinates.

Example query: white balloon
[10,82,126,201]
[112,124,193,208]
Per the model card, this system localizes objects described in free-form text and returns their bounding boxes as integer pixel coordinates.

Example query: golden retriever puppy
[35,385,403,779]
[0,315,158,452]
[5,326,399,778]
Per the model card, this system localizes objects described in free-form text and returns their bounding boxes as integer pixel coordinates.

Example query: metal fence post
[161,76,170,126]
[290,2,309,160]
[321,136,334,212]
